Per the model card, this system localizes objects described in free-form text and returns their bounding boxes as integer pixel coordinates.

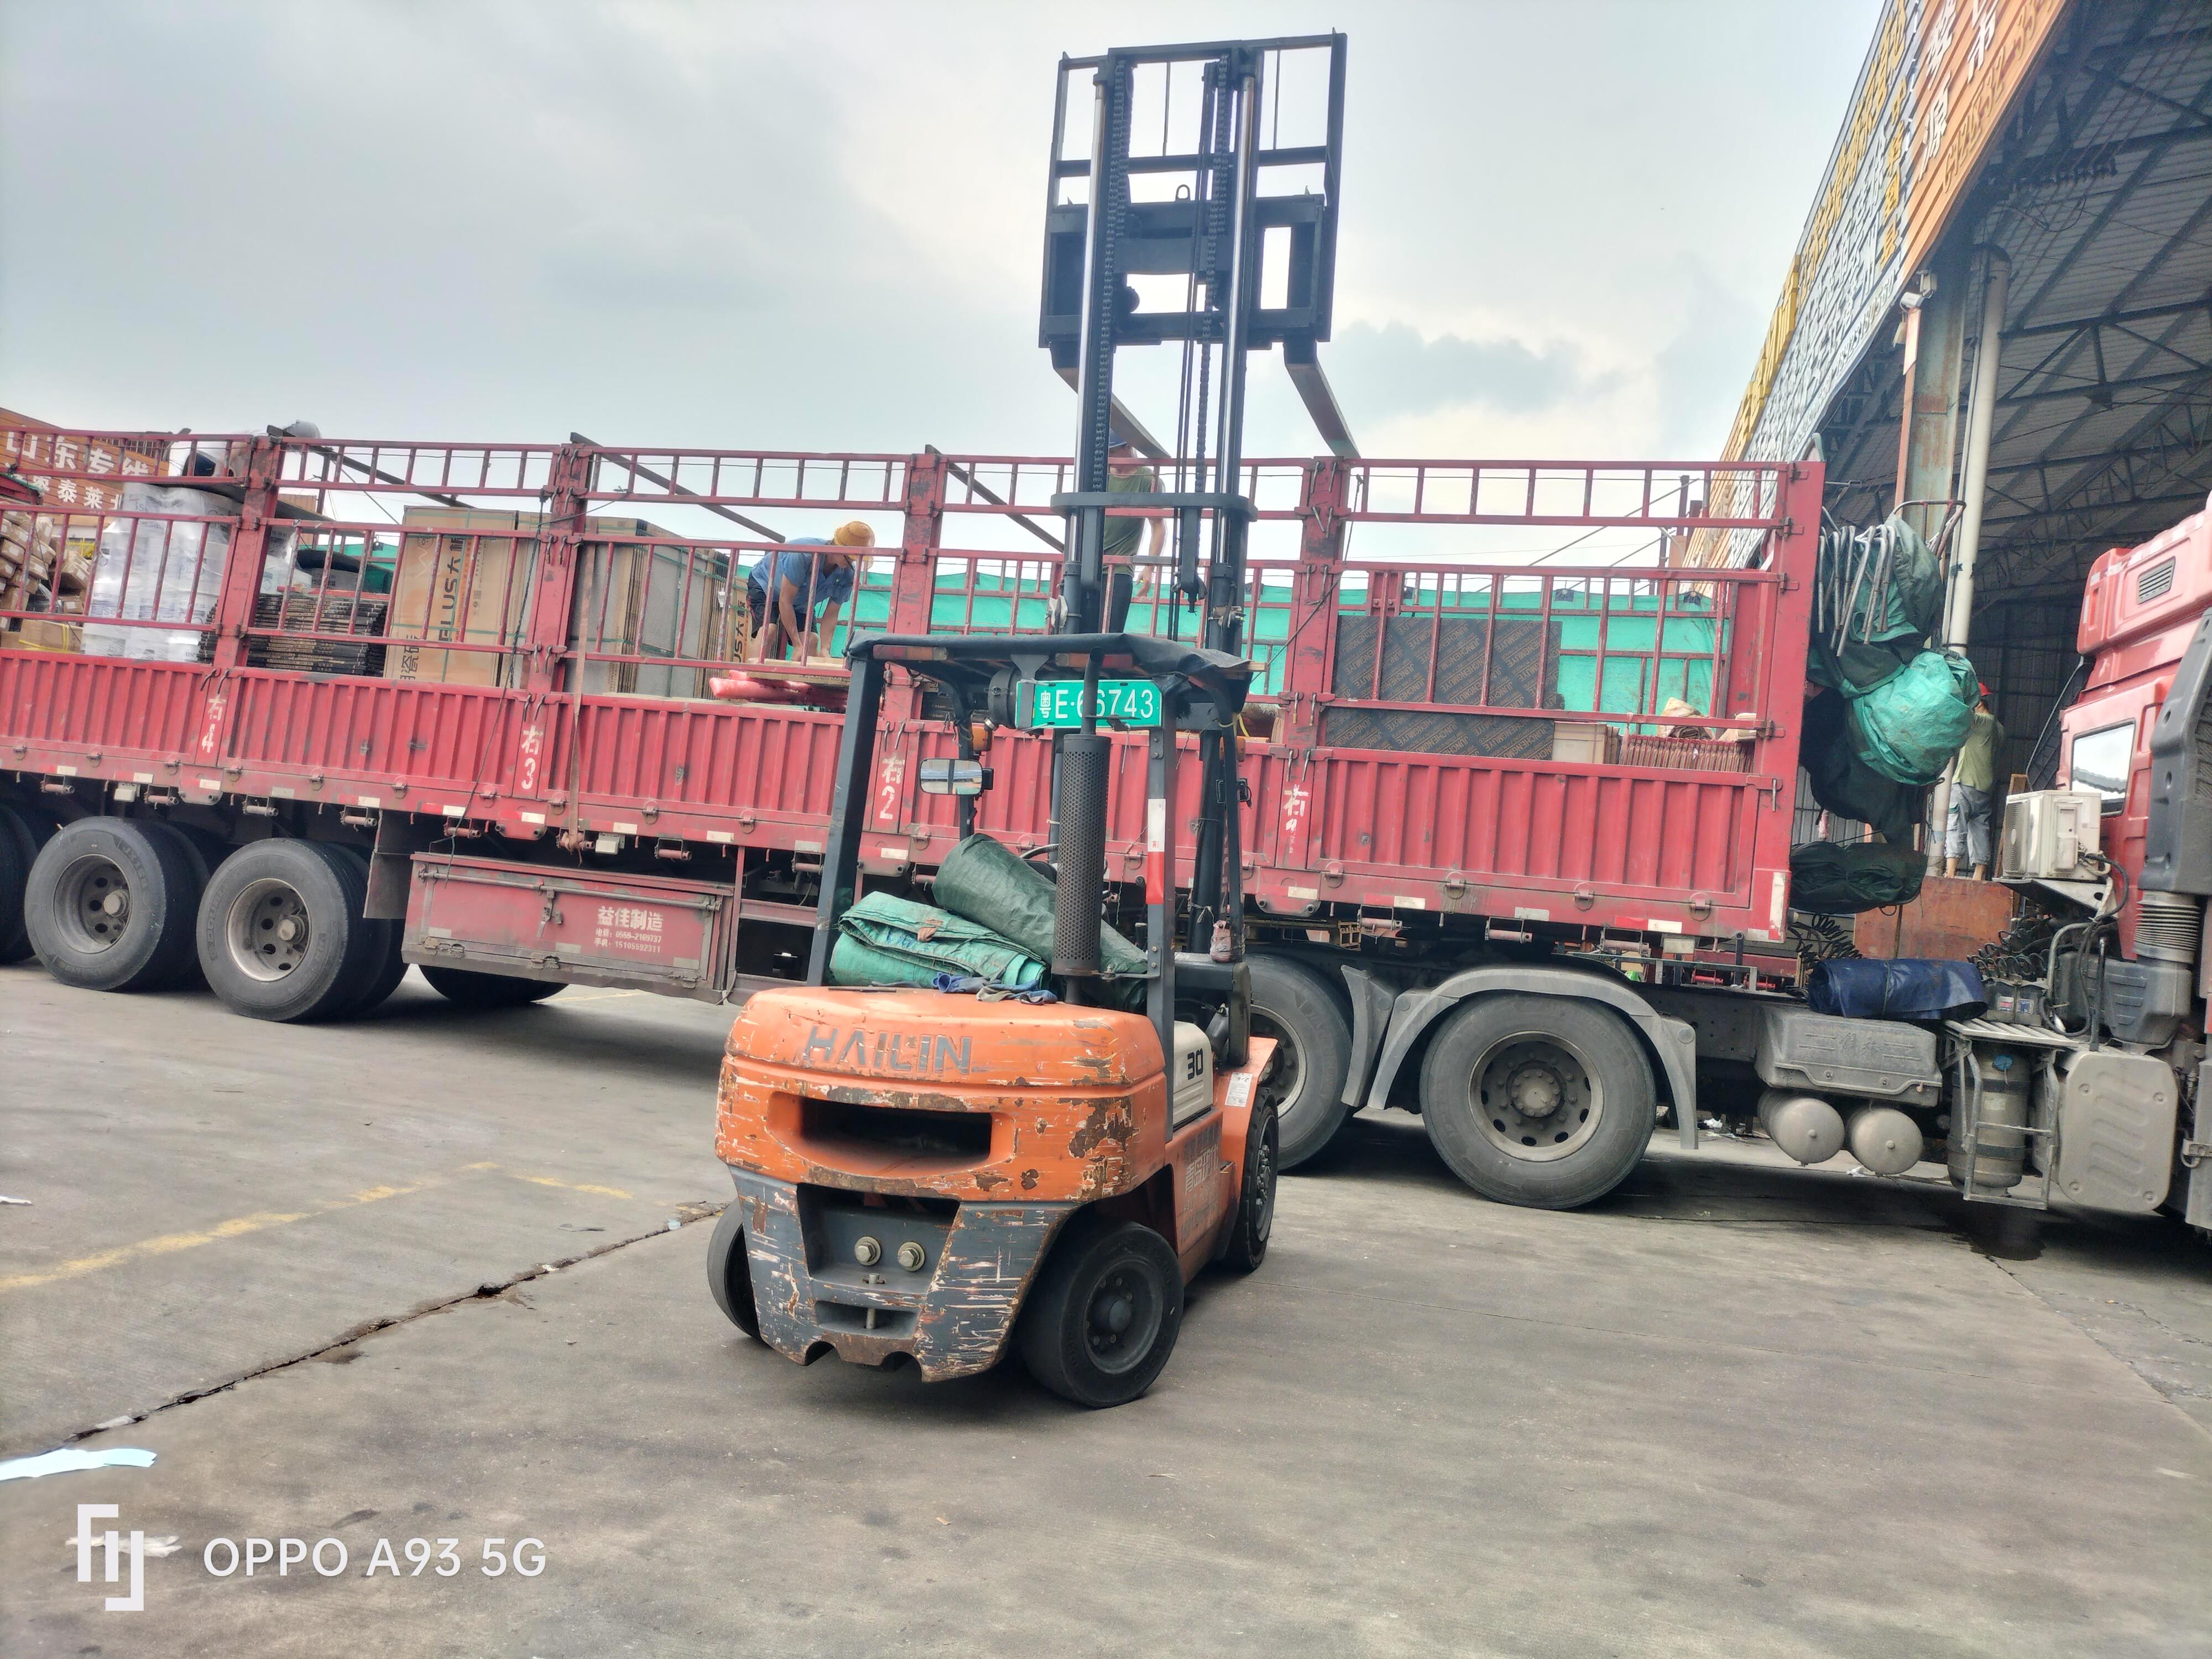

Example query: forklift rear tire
[1247,953,1353,1170]
[24,817,202,992]
[196,839,382,1022]
[705,1206,762,1340]
[421,966,563,1008]
[1418,993,1655,1210]
[1016,1217,1183,1408]
[1218,1101,1278,1272]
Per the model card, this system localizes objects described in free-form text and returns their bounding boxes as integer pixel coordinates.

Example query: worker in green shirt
[1945,682,2005,880]
[1101,431,1167,632]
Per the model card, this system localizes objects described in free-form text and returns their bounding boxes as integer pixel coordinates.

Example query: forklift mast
[1039,34,1349,1008]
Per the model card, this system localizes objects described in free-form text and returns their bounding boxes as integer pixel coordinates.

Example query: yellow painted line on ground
[0,1161,639,1293]
[512,1173,635,1200]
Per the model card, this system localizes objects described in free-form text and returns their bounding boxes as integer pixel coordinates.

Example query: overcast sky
[3,1,1880,465]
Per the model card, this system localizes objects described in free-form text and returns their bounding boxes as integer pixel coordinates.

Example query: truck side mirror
[920,758,990,796]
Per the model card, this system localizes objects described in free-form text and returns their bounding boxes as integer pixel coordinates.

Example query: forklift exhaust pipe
[1052,733,1110,978]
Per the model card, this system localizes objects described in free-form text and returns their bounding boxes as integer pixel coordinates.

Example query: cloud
[1326,321,1620,424]
[0,0,1879,464]
[1651,258,1767,458]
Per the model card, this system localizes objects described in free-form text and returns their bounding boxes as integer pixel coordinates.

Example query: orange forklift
[706,633,1279,1405]
[704,33,1350,1405]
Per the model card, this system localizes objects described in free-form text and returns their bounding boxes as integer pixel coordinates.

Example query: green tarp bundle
[1801,689,1922,842]
[933,832,1149,978]
[1809,514,1945,700]
[1804,513,1978,792]
[1846,649,1978,786]
[1788,840,1927,915]
[828,891,1044,990]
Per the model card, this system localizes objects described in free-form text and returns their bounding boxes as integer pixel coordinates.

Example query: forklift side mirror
[920,758,990,796]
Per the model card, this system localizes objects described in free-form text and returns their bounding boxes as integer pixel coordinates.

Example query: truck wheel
[1248,953,1353,1170]
[1016,1216,1184,1408]
[318,848,408,1017]
[1419,993,1655,1210]
[421,966,562,1008]
[0,810,28,963]
[347,926,411,1015]
[0,807,56,964]
[163,822,232,886]
[24,818,202,992]
[705,1206,763,1340]
[1219,1101,1277,1272]
[196,839,382,1022]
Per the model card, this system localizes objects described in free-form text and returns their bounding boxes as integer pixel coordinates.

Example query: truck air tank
[1756,1091,1844,1165]
[1845,1105,1924,1175]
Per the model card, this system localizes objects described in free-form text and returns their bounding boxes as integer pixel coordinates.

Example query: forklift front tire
[1017,1217,1183,1408]
[705,1206,762,1340]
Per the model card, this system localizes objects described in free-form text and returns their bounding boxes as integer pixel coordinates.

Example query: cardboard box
[571,538,737,698]
[1550,721,1616,764]
[1,618,84,653]
[384,509,543,686]
[387,508,735,692]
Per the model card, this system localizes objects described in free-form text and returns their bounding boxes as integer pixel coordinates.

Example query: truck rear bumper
[726,1167,1076,1381]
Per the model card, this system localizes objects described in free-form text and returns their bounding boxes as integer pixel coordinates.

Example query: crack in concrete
[1969,1249,2212,1437]
[64,1201,727,1446]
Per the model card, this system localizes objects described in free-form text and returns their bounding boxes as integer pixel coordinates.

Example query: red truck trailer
[5,422,1833,1208]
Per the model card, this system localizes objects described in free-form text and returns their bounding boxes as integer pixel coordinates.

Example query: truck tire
[152,823,229,991]
[421,966,563,1008]
[196,839,382,1022]
[0,807,56,964]
[320,847,408,1018]
[1218,1101,1277,1272]
[1419,993,1655,1210]
[1016,1215,1184,1408]
[24,817,202,992]
[0,809,28,963]
[1248,952,1354,1170]
[0,805,58,960]
[705,1206,763,1340]
[163,822,232,888]
[348,926,411,1016]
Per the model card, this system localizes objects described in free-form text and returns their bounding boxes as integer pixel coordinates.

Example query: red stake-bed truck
[2,424,2201,1228]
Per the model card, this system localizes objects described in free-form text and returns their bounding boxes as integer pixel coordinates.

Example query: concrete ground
[2,961,2208,1657]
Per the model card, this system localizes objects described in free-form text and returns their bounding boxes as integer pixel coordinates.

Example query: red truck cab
[2065,492,2212,952]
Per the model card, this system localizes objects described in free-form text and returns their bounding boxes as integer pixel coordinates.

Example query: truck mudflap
[726,1167,1076,1380]
[1345,965,1700,1149]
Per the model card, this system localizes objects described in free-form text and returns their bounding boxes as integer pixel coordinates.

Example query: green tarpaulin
[932,833,1149,979]
[1788,841,1927,915]
[828,891,1044,990]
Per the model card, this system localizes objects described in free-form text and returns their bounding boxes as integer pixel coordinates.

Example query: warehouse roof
[1814,0,2212,612]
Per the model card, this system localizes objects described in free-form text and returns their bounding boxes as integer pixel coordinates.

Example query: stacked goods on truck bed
[388,507,742,693]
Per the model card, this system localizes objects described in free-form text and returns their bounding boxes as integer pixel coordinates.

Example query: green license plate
[1020,678,1161,728]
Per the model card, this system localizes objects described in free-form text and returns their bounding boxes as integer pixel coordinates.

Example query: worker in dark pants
[747,521,874,661]
[1100,431,1167,633]
[1945,682,2005,880]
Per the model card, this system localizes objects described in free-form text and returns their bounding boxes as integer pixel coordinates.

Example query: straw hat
[831,520,877,549]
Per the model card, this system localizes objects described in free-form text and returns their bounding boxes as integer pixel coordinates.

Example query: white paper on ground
[0,1447,157,1482]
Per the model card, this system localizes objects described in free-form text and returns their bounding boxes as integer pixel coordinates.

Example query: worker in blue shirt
[747,520,875,661]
